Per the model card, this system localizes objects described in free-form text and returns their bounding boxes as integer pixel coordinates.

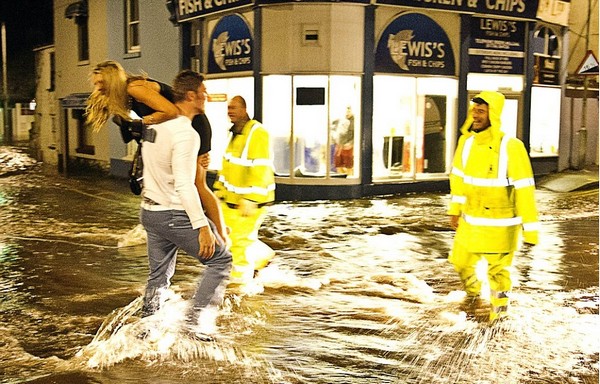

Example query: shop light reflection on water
[0,162,597,382]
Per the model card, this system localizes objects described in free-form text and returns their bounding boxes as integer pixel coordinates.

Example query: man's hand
[198,225,216,259]
[238,198,258,217]
[450,215,460,230]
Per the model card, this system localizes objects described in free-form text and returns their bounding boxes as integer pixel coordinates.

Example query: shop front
[167,0,570,201]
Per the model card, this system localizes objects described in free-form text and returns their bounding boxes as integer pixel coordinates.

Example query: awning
[65,0,88,19]
[60,93,90,108]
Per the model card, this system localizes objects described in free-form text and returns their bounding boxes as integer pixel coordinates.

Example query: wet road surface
[0,158,598,384]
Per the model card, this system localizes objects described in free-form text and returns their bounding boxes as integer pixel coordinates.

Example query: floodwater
[0,154,598,383]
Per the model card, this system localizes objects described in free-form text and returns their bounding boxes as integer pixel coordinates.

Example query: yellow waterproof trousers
[221,203,275,285]
[449,243,514,322]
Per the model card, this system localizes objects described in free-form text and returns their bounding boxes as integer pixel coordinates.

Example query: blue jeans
[140,209,232,320]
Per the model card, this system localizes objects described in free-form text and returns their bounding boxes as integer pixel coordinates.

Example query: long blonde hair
[85,60,145,132]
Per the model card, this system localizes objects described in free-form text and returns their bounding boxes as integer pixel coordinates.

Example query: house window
[77,17,89,62]
[65,1,89,62]
[126,0,140,53]
[49,52,56,92]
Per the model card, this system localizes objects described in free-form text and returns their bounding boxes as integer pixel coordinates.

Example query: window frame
[76,16,89,62]
[126,0,140,54]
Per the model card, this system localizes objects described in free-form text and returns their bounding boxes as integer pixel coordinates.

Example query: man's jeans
[140,208,232,321]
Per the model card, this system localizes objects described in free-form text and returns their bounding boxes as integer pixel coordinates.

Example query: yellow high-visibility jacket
[448,91,540,252]
[214,120,275,205]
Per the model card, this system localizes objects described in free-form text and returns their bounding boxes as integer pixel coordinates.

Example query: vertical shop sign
[468,16,526,75]
[208,14,253,74]
[375,13,455,75]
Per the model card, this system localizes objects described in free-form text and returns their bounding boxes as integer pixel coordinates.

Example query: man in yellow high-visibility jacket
[214,95,276,286]
[448,91,540,323]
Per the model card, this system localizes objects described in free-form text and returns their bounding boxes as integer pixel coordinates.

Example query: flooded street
[0,153,598,383]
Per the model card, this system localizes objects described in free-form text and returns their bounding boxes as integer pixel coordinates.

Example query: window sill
[123,51,141,60]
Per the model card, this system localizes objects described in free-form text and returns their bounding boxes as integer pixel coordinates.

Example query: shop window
[373,76,457,181]
[203,77,255,170]
[126,0,140,53]
[529,86,560,157]
[263,75,361,180]
[530,25,561,157]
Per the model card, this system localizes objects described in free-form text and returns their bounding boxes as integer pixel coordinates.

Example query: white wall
[261,4,364,74]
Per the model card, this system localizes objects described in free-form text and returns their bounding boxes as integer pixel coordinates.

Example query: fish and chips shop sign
[375,13,455,75]
[374,0,540,19]
[208,14,253,74]
[175,0,253,21]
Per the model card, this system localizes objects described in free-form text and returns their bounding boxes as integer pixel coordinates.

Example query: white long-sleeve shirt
[141,116,208,229]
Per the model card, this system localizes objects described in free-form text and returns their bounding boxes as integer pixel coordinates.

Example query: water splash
[74,290,249,370]
[117,223,147,248]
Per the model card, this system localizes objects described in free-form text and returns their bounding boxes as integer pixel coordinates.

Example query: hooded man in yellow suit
[214,95,276,286]
[448,91,540,323]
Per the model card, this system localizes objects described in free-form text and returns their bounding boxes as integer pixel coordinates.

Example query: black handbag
[129,142,143,195]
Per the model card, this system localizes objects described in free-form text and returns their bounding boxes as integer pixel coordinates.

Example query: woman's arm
[127,79,179,124]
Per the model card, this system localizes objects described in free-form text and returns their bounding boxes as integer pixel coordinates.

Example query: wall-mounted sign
[375,13,455,76]
[534,55,560,85]
[175,0,253,22]
[468,16,526,75]
[208,14,253,74]
[375,0,540,20]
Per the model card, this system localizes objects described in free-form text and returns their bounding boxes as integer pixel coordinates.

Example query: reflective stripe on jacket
[214,120,275,205]
[448,91,539,252]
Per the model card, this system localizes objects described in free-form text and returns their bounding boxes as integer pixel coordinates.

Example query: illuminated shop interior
[372,75,458,181]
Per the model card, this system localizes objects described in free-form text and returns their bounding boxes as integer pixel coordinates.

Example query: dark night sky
[0,0,54,102]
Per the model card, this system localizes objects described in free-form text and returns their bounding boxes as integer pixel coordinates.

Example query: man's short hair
[172,70,204,103]
[471,96,489,106]
[230,95,247,109]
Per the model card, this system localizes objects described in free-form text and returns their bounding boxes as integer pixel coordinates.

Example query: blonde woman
[85,60,228,246]
[85,60,178,142]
